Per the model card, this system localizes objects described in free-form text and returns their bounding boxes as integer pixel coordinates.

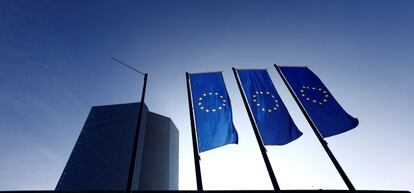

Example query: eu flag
[278,66,358,137]
[189,72,238,152]
[236,69,302,145]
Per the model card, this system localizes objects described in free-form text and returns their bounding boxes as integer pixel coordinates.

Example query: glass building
[55,102,179,191]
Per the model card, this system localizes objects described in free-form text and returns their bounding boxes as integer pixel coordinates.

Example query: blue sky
[0,0,413,191]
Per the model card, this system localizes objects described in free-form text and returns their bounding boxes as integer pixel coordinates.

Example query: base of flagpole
[0,190,409,193]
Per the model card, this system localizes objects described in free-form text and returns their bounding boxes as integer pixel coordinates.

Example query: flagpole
[274,64,356,192]
[232,68,281,192]
[110,57,147,192]
[186,72,203,191]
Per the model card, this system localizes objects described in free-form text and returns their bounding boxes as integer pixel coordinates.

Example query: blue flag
[189,72,238,152]
[279,66,358,138]
[236,69,302,145]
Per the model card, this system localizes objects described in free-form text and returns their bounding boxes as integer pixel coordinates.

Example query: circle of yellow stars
[252,91,279,113]
[299,86,329,105]
[197,92,226,113]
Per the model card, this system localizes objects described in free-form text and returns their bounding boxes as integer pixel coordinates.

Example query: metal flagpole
[232,67,281,192]
[110,57,147,193]
[185,72,203,191]
[274,64,356,192]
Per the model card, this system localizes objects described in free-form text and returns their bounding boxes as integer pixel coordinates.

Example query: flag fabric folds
[189,72,239,152]
[236,69,302,145]
[278,66,358,138]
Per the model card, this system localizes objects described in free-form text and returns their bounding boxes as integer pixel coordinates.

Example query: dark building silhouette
[55,103,179,191]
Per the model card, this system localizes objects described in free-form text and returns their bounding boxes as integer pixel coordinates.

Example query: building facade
[55,102,178,191]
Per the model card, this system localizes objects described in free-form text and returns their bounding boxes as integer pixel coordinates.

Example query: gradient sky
[0,0,413,191]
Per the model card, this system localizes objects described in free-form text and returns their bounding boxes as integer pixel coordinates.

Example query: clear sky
[0,0,413,191]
